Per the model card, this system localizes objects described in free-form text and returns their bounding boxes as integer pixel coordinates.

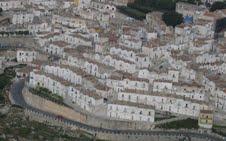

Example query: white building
[153,80,173,93]
[52,15,86,29]
[42,64,84,85]
[12,12,34,24]
[29,70,104,112]
[17,49,37,63]
[106,72,149,92]
[118,89,207,117]
[68,86,104,112]
[107,101,155,122]
[45,41,69,56]
[0,0,25,10]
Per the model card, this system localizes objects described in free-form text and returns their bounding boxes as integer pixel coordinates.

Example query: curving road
[10,80,225,141]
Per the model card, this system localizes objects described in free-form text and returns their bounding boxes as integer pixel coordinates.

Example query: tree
[210,1,226,12]
[157,0,176,11]
[162,11,183,27]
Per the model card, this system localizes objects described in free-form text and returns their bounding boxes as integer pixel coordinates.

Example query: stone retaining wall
[25,109,224,141]
[23,88,87,123]
[23,88,155,130]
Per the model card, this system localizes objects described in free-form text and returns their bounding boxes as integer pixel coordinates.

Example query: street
[9,80,225,141]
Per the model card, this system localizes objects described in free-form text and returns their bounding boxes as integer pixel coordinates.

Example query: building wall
[107,103,155,122]
[17,50,37,63]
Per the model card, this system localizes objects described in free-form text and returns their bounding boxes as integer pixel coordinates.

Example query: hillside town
[0,0,226,140]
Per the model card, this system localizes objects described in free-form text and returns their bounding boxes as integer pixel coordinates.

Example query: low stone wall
[23,88,87,123]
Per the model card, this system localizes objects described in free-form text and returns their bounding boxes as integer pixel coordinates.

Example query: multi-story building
[107,101,155,122]
[17,49,37,63]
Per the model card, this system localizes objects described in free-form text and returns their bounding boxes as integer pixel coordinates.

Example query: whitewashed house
[17,49,37,63]
[45,41,69,56]
[107,101,155,122]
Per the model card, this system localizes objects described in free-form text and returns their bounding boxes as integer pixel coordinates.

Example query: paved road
[10,80,225,141]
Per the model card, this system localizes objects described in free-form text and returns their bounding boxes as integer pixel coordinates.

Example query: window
[185,104,188,108]
[140,111,142,115]
[164,86,168,90]
[148,111,151,116]
[143,83,145,88]
[156,85,159,89]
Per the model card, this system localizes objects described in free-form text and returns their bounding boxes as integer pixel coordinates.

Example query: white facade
[153,81,173,92]
[45,41,69,56]
[52,15,86,29]
[29,70,103,112]
[17,49,37,63]
[118,89,207,117]
[107,101,155,122]
[0,0,25,10]
[12,13,34,24]
[42,64,83,85]
[106,76,149,92]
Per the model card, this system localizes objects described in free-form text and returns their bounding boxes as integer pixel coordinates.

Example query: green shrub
[162,11,183,27]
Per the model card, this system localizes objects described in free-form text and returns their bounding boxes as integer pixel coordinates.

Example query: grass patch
[156,118,199,129]
[14,64,27,68]
[155,115,176,121]
[18,127,31,137]
[30,87,67,107]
